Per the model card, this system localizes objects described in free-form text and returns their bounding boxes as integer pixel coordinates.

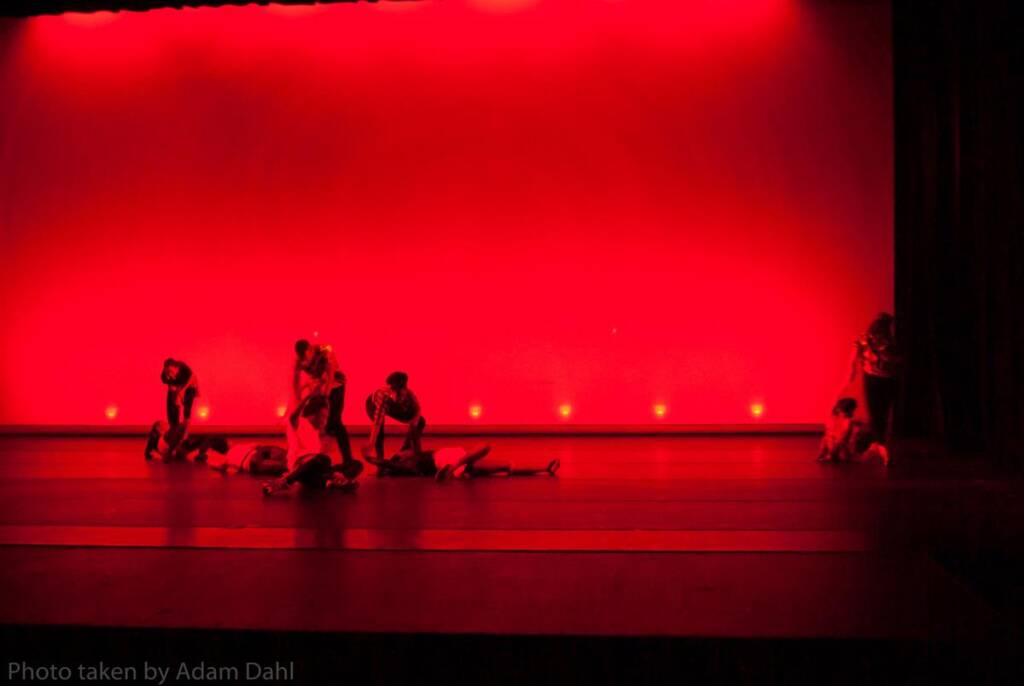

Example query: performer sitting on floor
[263,395,363,495]
[817,397,888,465]
[161,358,199,431]
[362,444,560,481]
[365,371,425,463]
[292,339,357,471]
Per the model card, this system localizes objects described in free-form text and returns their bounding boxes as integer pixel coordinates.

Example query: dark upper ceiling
[0,0,416,18]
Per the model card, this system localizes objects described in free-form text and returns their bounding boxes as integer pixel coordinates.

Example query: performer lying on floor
[362,444,560,481]
[207,443,289,476]
[144,421,228,462]
[263,395,363,495]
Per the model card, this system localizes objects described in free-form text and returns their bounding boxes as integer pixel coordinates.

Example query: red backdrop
[0,0,892,427]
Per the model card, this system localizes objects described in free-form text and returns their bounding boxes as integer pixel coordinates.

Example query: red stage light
[276,405,288,418]
[559,404,572,420]
[653,404,667,419]
[62,11,118,27]
[469,405,482,419]
[468,0,539,14]
[104,405,118,420]
[266,4,322,17]
[197,406,210,420]
[750,402,765,418]
[1,1,893,427]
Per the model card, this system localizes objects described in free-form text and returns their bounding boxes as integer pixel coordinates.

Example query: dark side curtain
[893,0,1024,465]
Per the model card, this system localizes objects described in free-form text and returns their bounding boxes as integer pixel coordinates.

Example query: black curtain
[893,0,1024,465]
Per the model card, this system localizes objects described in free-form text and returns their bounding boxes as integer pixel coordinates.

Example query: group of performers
[145,340,560,495]
[144,313,899,489]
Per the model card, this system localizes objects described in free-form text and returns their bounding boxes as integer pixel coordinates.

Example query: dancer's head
[294,339,314,363]
[832,397,857,418]
[386,371,409,392]
[867,313,894,340]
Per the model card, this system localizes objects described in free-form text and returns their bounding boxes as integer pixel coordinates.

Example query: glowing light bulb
[469,405,482,419]
[653,404,667,419]
[559,404,572,419]
[197,406,210,420]
[277,406,288,418]
[750,402,765,418]
[104,405,118,420]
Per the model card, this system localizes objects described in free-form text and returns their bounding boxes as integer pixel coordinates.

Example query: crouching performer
[365,371,425,464]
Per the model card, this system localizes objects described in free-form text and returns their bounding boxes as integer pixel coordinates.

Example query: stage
[1,435,1021,683]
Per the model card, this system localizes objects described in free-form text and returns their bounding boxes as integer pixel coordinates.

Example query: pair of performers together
[817,313,900,466]
[145,340,559,495]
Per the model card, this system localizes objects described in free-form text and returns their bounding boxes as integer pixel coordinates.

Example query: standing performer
[161,358,199,430]
[293,339,357,471]
[850,313,901,463]
[364,371,425,462]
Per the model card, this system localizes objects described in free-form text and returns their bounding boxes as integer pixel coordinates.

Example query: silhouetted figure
[144,420,228,463]
[851,313,901,448]
[365,371,425,462]
[161,358,198,428]
[364,444,560,481]
[206,443,289,476]
[293,339,356,469]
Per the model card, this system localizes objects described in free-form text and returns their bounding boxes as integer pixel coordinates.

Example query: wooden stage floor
[1,435,1021,683]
